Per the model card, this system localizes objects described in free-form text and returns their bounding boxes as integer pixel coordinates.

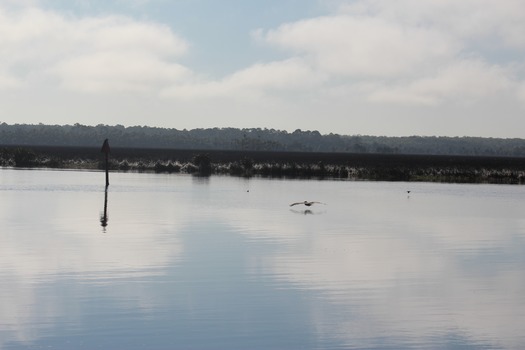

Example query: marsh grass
[1,145,525,183]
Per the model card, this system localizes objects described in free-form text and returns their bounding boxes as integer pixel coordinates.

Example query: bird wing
[311,201,326,205]
[289,202,303,207]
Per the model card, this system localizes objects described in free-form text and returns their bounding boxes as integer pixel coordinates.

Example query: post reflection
[100,186,109,231]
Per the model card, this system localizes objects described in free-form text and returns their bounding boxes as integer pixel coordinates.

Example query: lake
[1,168,524,349]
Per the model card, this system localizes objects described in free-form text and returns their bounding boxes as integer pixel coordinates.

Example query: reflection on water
[100,186,109,230]
[0,168,524,349]
[289,208,326,215]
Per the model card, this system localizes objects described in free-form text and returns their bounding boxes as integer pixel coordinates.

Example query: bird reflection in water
[100,186,109,231]
[290,208,316,215]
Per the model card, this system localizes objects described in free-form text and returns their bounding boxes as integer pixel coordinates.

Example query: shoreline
[2,145,525,184]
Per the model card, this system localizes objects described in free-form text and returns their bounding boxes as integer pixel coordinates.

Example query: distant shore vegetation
[1,122,525,183]
[2,122,525,157]
[1,145,525,184]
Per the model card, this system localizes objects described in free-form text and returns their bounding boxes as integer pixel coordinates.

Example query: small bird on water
[289,201,325,207]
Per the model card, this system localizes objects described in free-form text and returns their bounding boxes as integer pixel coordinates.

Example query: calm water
[1,168,524,349]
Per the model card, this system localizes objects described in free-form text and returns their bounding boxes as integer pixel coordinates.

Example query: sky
[1,0,525,137]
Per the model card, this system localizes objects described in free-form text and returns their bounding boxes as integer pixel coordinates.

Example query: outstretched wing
[311,201,326,205]
[289,202,303,207]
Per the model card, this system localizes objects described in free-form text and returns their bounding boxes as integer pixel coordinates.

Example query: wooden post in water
[101,139,111,187]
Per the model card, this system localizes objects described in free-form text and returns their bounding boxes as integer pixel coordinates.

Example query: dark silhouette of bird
[289,201,325,207]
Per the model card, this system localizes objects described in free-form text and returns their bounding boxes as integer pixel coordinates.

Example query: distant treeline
[2,122,525,157]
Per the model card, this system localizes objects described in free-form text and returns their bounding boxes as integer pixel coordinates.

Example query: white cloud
[163,58,323,99]
[252,0,525,110]
[54,51,190,93]
[368,59,515,105]
[338,0,525,48]
[0,70,20,89]
[262,15,458,78]
[0,5,190,93]
[518,83,525,103]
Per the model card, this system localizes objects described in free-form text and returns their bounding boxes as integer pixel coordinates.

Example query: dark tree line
[1,122,525,157]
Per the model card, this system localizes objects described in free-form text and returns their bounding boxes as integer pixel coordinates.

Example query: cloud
[0,4,190,93]
[0,70,21,89]
[262,15,458,79]
[54,51,191,93]
[518,83,525,103]
[251,0,525,109]
[338,0,525,48]
[368,59,515,105]
[2,1,523,102]
[163,58,323,99]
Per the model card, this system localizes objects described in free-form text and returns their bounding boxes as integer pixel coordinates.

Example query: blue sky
[1,0,525,137]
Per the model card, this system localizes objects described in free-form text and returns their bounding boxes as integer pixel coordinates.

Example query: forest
[2,123,525,183]
[2,122,525,157]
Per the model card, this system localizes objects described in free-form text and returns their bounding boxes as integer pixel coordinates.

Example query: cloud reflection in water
[0,170,524,349]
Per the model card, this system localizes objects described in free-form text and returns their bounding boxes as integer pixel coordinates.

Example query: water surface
[1,169,524,349]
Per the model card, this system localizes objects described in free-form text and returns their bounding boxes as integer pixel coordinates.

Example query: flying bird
[289,201,325,207]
